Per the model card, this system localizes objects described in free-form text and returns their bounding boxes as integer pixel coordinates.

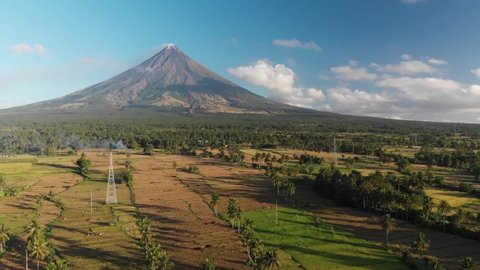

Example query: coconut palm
[381,214,397,246]
[45,257,68,270]
[25,220,41,242]
[202,258,216,270]
[285,181,296,201]
[422,196,433,220]
[227,197,238,229]
[437,200,452,232]
[146,242,162,270]
[210,192,220,216]
[139,217,152,249]
[146,242,174,270]
[453,208,468,230]
[233,205,243,233]
[157,250,174,270]
[29,237,49,270]
[411,232,430,256]
[0,224,10,252]
[259,250,280,270]
[459,257,478,270]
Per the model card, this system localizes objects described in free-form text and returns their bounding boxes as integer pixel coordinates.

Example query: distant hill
[3,44,327,116]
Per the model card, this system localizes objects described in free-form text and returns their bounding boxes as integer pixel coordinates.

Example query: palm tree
[146,242,162,270]
[202,258,216,270]
[157,250,174,270]
[459,257,478,270]
[0,224,10,252]
[422,196,433,220]
[29,237,49,270]
[139,217,152,249]
[146,243,174,270]
[125,159,132,172]
[411,232,430,256]
[45,257,68,270]
[285,181,296,201]
[234,206,243,233]
[381,214,397,246]
[210,192,220,216]
[453,208,468,230]
[259,250,280,270]
[227,197,238,229]
[437,200,452,232]
[25,219,41,242]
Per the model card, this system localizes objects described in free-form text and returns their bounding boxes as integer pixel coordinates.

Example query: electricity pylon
[333,137,338,166]
[106,152,117,204]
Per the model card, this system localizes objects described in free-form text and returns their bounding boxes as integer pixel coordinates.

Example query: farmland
[0,147,480,269]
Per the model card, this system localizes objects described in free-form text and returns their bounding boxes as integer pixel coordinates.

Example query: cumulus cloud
[376,59,436,75]
[10,43,47,56]
[376,77,480,110]
[471,68,480,79]
[323,77,480,121]
[228,60,324,108]
[330,64,378,81]
[327,87,392,115]
[272,39,321,51]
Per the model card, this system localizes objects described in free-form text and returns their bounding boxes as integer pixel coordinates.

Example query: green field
[245,207,410,270]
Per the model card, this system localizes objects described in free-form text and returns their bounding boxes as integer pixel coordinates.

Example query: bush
[459,182,475,193]
[184,166,199,174]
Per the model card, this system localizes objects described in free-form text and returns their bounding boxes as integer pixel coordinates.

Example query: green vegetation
[183,166,199,174]
[244,207,410,270]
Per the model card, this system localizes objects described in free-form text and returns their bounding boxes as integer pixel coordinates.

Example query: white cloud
[401,54,412,60]
[10,43,47,56]
[376,77,480,110]
[427,57,447,65]
[330,65,378,81]
[377,59,436,75]
[327,87,393,115]
[471,68,480,79]
[272,39,321,51]
[228,60,324,108]
[323,76,480,122]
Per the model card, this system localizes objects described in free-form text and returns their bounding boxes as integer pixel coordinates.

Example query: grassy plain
[245,207,410,270]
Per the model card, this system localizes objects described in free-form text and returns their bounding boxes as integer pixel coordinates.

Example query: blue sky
[2,0,480,122]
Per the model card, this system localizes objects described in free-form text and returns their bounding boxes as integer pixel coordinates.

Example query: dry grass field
[1,149,480,269]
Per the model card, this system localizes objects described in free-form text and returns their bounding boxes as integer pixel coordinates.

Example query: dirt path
[133,156,250,270]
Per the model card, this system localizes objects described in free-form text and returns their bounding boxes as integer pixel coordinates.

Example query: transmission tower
[333,137,338,166]
[106,152,117,204]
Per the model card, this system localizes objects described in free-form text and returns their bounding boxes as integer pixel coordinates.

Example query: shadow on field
[49,232,144,269]
[36,162,77,171]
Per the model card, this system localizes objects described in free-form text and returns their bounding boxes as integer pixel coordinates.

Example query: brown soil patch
[132,155,250,270]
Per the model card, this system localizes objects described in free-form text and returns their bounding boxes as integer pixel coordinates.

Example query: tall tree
[210,192,220,216]
[459,257,479,270]
[139,217,152,249]
[29,237,49,270]
[45,257,68,270]
[0,224,10,253]
[202,258,216,270]
[437,200,452,232]
[411,232,430,256]
[227,197,238,229]
[381,214,397,246]
[259,250,280,270]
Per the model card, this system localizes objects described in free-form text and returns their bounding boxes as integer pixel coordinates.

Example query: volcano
[11,44,309,115]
